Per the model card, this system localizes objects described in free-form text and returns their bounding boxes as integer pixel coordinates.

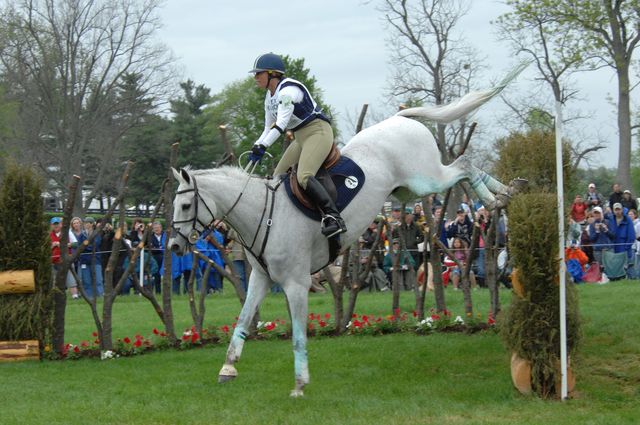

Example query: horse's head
[168,167,217,255]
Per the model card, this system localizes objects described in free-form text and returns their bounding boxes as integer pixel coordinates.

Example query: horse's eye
[182,203,191,211]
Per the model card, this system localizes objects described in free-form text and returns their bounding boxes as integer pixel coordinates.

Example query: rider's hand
[249,144,267,163]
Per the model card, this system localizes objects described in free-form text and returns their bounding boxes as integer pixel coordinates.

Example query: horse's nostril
[170,244,180,253]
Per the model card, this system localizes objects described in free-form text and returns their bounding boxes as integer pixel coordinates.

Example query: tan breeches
[273,119,333,190]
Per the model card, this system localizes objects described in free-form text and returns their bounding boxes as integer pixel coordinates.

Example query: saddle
[289,143,341,210]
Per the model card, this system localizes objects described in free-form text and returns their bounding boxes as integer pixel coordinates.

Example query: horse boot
[304,176,347,238]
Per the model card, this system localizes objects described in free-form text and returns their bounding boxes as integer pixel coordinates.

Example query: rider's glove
[249,144,267,163]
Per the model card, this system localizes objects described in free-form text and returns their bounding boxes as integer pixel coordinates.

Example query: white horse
[168,65,526,397]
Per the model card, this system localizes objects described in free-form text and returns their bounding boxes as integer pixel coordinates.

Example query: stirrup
[321,215,346,238]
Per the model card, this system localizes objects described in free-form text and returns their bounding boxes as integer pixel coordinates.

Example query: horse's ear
[171,167,182,183]
[180,168,191,184]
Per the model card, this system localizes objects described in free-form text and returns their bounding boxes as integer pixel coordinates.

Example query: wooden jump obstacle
[0,270,39,362]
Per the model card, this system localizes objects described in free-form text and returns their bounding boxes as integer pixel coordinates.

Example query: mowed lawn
[1,282,639,425]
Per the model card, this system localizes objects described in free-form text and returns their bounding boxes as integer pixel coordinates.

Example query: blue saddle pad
[284,155,365,221]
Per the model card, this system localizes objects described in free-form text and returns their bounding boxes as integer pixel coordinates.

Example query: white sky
[157,0,637,169]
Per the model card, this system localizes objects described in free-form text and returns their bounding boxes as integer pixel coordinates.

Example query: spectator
[99,219,115,275]
[588,206,614,271]
[608,183,624,208]
[199,227,225,293]
[446,208,473,246]
[383,239,416,291]
[129,218,145,248]
[49,217,80,299]
[473,207,489,287]
[413,204,426,226]
[226,228,248,292]
[77,217,104,298]
[393,209,423,266]
[584,183,604,211]
[121,249,158,295]
[621,189,638,211]
[627,209,640,279]
[450,237,476,290]
[149,221,165,294]
[570,194,588,225]
[608,203,636,279]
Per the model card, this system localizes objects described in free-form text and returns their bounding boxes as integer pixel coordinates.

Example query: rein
[172,168,281,276]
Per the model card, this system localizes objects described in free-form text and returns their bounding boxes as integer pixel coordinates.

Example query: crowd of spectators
[568,182,640,282]
[51,181,633,299]
[49,216,247,299]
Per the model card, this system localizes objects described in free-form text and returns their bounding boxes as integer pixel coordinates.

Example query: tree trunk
[52,175,81,354]
[162,143,179,343]
[615,63,632,190]
[485,209,500,317]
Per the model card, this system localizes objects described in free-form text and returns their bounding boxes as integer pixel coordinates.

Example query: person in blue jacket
[198,227,225,293]
[588,206,614,269]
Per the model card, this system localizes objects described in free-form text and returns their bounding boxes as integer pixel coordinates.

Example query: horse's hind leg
[282,277,311,397]
[218,269,270,383]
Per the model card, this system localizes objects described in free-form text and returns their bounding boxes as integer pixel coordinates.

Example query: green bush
[499,192,581,398]
[0,163,53,344]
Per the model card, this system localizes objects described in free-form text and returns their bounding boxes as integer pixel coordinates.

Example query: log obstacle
[0,270,40,362]
[0,270,36,295]
[0,340,39,362]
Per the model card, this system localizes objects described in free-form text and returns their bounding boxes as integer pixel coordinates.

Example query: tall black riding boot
[304,176,347,238]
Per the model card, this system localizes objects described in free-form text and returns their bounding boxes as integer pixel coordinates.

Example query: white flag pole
[555,100,568,400]
[139,247,145,293]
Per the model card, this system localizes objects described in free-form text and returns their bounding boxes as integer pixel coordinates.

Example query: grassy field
[1,282,639,425]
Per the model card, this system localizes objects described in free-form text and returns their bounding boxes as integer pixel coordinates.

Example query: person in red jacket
[570,194,588,224]
[50,217,80,299]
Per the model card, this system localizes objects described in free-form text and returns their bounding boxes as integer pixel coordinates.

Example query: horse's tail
[395,61,530,124]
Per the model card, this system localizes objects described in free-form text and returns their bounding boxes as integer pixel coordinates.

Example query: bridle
[171,166,280,275]
[171,175,218,246]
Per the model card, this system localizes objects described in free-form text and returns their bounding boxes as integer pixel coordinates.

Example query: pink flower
[92,331,98,337]
[431,314,440,321]
[319,320,327,328]
[353,319,362,328]
[152,328,160,335]
[73,346,80,353]
[221,325,230,333]
[123,337,131,344]
[134,339,142,348]
[324,313,331,319]
[412,311,418,318]
[393,308,401,317]
[80,341,89,348]
[191,332,200,343]
[265,322,276,331]
[308,323,314,331]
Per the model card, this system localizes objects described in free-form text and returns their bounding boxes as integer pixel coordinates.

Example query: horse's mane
[189,165,249,179]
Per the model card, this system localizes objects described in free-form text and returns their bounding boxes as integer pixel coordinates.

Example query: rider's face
[254,71,268,89]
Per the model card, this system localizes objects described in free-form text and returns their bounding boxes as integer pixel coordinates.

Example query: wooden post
[0,340,39,362]
[0,270,35,295]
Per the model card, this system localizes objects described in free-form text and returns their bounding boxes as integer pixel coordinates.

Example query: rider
[248,52,347,238]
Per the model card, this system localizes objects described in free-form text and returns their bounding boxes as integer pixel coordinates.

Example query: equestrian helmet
[249,53,285,74]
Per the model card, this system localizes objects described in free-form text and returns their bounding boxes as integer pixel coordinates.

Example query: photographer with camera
[587,206,614,271]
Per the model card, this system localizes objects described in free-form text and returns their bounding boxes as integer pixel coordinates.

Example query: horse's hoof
[290,389,304,398]
[218,364,238,383]
[508,178,528,195]
[218,374,236,384]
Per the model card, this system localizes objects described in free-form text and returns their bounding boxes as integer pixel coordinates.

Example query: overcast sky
[157,0,636,169]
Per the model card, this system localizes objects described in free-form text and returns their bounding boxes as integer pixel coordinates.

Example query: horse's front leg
[282,277,310,397]
[218,268,270,383]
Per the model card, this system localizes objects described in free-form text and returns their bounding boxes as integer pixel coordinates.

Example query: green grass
[1,282,639,425]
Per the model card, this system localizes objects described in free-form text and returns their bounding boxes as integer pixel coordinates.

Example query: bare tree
[496,0,606,169]
[380,0,483,159]
[0,0,176,212]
